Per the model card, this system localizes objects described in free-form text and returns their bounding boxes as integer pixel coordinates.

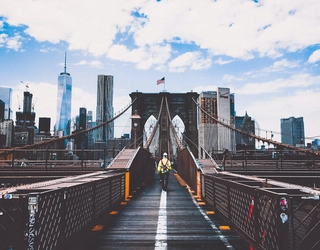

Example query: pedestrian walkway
[89,171,250,250]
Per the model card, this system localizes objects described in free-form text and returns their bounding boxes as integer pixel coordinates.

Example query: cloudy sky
[0,0,319,144]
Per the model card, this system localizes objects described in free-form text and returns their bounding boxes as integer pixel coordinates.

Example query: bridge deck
[87,172,250,250]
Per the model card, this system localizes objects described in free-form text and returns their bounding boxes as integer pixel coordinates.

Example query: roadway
[83,171,250,250]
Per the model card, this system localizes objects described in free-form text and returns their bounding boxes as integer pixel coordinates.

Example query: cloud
[243,59,301,79]
[232,73,320,95]
[308,49,320,63]
[74,60,104,68]
[214,57,235,65]
[0,33,7,46]
[223,74,243,82]
[0,33,23,50]
[1,0,320,69]
[240,89,320,142]
[6,33,23,50]
[266,59,299,72]
[107,44,171,70]
[168,52,211,72]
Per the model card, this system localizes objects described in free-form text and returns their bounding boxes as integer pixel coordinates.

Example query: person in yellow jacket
[157,152,172,191]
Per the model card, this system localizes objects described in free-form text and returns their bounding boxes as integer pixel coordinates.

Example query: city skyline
[0,0,319,143]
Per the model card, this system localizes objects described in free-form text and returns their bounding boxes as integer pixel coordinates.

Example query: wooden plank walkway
[85,172,250,250]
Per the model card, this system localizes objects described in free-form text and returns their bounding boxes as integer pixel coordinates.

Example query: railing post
[125,171,131,201]
[242,151,244,169]
[11,149,14,169]
[278,195,289,249]
[280,148,283,170]
[45,149,48,171]
[103,147,106,168]
[312,149,315,170]
[253,192,260,248]
[27,194,39,250]
[81,148,84,170]
[244,149,248,170]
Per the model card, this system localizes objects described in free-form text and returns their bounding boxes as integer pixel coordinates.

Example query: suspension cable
[193,97,319,155]
[164,97,184,151]
[143,97,164,150]
[0,97,137,153]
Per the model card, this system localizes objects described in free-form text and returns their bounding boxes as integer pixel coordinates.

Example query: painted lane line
[189,190,235,249]
[155,190,167,250]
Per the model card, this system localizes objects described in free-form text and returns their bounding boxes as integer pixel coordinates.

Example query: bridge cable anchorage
[192,98,318,156]
[0,97,137,154]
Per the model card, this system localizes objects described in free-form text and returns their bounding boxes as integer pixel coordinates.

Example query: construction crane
[21,80,29,91]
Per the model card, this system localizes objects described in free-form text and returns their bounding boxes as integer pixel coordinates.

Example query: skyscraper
[281,116,305,147]
[0,87,13,120]
[96,75,114,144]
[15,88,36,146]
[235,112,255,150]
[86,110,96,150]
[56,52,72,137]
[79,107,87,131]
[198,88,235,158]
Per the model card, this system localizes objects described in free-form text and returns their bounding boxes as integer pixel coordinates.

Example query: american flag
[157,77,165,85]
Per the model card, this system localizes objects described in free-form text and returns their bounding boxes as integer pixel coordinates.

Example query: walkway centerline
[155,190,167,250]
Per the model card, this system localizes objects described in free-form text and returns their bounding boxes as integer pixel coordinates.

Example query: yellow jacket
[158,158,172,173]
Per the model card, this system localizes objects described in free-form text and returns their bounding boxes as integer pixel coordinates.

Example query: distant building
[235,112,255,150]
[86,110,96,149]
[55,52,72,137]
[73,107,88,150]
[198,88,236,158]
[96,75,114,145]
[79,107,87,131]
[0,87,13,119]
[0,100,5,121]
[0,120,14,148]
[15,89,36,146]
[38,117,51,135]
[312,139,320,150]
[281,116,305,147]
[107,136,131,159]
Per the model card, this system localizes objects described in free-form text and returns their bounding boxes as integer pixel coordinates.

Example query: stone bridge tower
[129,91,199,158]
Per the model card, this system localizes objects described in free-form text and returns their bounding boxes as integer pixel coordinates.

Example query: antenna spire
[64,51,67,74]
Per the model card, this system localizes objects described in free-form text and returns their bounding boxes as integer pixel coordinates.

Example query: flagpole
[164,78,165,92]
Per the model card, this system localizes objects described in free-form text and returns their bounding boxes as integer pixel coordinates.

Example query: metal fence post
[81,148,84,170]
[27,194,39,250]
[11,149,14,169]
[104,147,106,168]
[280,148,283,170]
[45,149,48,171]
[278,195,289,249]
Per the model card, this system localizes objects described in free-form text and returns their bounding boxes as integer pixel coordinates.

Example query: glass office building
[96,75,114,143]
[281,116,305,147]
[0,87,13,120]
[56,53,72,137]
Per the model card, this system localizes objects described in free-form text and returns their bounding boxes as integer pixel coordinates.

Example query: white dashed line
[189,189,235,249]
[155,190,167,250]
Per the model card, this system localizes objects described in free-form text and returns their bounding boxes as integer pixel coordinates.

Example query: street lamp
[131,110,141,149]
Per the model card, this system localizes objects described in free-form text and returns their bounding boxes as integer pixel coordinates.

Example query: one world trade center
[56,52,72,137]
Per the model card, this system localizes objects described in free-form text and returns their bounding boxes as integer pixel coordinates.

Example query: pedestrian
[158,152,172,191]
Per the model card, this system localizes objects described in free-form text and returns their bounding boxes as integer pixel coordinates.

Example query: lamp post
[131,110,141,149]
